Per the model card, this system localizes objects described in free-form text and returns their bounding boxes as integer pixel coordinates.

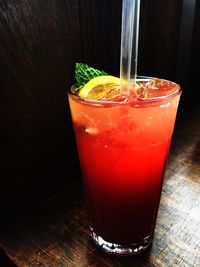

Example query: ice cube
[136,79,180,100]
[85,127,98,134]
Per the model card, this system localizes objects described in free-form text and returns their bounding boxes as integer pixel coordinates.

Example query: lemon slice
[78,75,121,100]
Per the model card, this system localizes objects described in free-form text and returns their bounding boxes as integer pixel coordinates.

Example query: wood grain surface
[0,0,82,214]
[0,105,200,267]
[0,1,200,265]
[188,0,200,106]
[139,0,183,79]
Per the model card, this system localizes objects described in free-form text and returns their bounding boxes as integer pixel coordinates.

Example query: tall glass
[68,77,181,256]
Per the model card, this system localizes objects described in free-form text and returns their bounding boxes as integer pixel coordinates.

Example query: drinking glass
[68,77,181,256]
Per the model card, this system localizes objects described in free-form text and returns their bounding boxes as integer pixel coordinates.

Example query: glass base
[90,228,153,256]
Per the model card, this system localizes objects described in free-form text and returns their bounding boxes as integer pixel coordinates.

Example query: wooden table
[0,106,200,267]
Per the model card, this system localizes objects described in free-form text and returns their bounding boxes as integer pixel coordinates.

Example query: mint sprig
[75,63,108,88]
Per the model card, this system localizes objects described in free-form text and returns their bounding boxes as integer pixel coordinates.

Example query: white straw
[120,0,141,95]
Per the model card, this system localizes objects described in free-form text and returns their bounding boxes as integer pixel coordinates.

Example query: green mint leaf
[75,63,108,88]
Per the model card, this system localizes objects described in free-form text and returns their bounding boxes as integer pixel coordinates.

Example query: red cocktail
[68,77,181,255]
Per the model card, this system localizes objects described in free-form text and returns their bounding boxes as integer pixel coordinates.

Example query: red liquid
[68,81,180,245]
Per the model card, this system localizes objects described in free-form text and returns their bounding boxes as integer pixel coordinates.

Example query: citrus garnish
[78,75,121,100]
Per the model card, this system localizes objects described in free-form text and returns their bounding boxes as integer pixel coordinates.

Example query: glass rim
[68,76,181,106]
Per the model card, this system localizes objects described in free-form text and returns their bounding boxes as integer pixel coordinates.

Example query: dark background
[0,0,199,218]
